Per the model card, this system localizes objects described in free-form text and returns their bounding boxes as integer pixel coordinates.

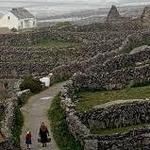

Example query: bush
[20,76,42,93]
[18,92,32,107]
[131,80,150,88]
[11,28,17,32]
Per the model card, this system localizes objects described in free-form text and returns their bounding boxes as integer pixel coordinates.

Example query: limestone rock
[141,6,150,23]
[106,5,121,22]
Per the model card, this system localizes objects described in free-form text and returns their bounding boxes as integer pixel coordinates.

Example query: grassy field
[122,36,150,53]
[48,94,83,150]
[91,123,150,135]
[15,38,81,49]
[76,85,150,112]
[35,39,80,48]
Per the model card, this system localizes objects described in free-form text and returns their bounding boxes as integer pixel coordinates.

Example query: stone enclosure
[60,81,150,150]
[1,5,150,150]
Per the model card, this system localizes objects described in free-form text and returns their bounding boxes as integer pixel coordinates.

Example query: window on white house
[33,21,35,26]
[8,16,10,20]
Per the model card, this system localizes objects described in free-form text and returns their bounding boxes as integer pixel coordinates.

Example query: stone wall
[50,51,117,84]
[0,139,19,150]
[0,80,21,150]
[1,28,148,80]
[84,129,150,150]
[49,30,150,86]
[79,100,150,129]
[0,30,79,46]
[72,44,150,91]
[0,29,131,79]
[72,61,150,91]
[60,81,150,150]
[60,81,90,145]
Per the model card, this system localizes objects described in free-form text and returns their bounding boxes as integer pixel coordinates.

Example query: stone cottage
[0,7,36,30]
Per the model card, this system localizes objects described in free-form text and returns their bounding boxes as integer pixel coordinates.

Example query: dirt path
[20,82,65,150]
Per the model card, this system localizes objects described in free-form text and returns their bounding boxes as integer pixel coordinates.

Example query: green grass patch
[11,106,23,147]
[122,36,150,53]
[91,123,150,135]
[55,21,72,28]
[48,94,83,150]
[76,85,150,112]
[35,39,80,48]
[11,89,32,147]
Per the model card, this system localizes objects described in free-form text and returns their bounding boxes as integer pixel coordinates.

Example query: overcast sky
[0,0,150,5]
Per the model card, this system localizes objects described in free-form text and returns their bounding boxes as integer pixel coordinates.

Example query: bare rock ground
[20,82,65,150]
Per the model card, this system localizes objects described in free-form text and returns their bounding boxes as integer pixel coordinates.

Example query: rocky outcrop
[141,6,150,24]
[106,5,121,22]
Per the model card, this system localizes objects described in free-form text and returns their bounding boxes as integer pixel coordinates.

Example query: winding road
[20,82,65,150]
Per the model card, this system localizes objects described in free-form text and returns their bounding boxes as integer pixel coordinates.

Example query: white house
[0,8,37,30]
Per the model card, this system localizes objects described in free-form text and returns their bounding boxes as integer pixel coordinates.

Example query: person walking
[25,131,32,150]
[39,122,50,147]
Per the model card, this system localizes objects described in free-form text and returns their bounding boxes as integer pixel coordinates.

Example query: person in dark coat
[25,131,32,150]
[39,122,49,147]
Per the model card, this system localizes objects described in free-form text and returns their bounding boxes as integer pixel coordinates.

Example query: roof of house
[10,7,35,19]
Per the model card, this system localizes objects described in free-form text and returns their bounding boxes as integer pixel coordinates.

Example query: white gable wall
[0,12,37,30]
[0,12,19,30]
[19,18,37,29]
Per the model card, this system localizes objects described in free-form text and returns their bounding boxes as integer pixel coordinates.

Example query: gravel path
[20,82,65,150]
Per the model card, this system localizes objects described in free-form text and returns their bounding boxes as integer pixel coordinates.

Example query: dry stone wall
[79,100,150,129]
[49,30,150,85]
[72,45,150,91]
[0,29,130,79]
[0,80,20,150]
[84,128,150,150]
[0,30,79,46]
[60,81,150,150]
[50,51,117,84]
[72,61,150,91]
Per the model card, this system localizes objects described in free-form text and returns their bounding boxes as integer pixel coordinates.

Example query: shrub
[11,28,17,32]
[20,76,42,93]
[18,92,32,107]
[131,80,150,88]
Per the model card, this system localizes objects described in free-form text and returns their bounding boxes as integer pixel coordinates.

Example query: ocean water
[0,1,101,17]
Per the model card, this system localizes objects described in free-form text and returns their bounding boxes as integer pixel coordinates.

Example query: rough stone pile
[141,6,150,24]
